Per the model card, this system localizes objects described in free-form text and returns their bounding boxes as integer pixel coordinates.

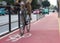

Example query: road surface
[0,13,44,35]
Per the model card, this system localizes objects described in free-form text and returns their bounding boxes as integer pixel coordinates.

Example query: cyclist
[15,0,32,20]
[15,0,32,36]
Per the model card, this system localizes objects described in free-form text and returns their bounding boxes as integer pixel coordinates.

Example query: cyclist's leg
[26,3,32,20]
[26,15,31,32]
[29,13,32,20]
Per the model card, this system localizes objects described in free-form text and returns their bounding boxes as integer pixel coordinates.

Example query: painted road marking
[6,34,22,42]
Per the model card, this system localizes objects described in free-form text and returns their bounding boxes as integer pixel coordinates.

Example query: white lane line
[0,19,41,39]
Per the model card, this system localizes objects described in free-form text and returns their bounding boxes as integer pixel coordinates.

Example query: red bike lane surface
[0,12,59,43]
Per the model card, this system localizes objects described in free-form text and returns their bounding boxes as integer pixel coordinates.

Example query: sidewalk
[0,12,59,43]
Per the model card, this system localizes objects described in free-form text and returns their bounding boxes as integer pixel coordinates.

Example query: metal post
[17,7,20,28]
[57,0,59,12]
[8,6,11,32]
[36,14,39,20]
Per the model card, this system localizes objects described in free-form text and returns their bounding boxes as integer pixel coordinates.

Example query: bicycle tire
[26,15,31,33]
[20,9,26,36]
[27,21,31,32]
[20,23,25,36]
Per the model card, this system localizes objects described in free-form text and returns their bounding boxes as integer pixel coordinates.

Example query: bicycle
[20,4,31,36]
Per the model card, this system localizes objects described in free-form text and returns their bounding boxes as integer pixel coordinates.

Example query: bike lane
[0,12,59,43]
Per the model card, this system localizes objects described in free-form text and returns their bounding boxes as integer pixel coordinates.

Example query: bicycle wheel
[26,15,31,33]
[20,10,26,36]
[20,16,25,36]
